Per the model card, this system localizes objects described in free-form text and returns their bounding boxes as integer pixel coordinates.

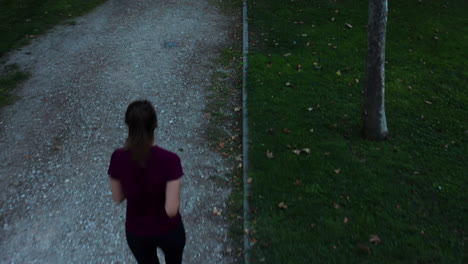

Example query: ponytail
[124,100,158,165]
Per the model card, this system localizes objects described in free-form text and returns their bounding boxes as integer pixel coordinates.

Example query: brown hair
[124,100,158,164]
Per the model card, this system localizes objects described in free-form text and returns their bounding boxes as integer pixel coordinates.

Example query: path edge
[242,0,251,263]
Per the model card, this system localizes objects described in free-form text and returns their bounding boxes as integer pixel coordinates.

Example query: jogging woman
[108,100,186,264]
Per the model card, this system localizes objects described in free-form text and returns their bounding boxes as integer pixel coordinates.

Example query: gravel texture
[0,0,237,263]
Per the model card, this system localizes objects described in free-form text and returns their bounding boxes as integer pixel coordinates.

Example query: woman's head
[124,100,157,163]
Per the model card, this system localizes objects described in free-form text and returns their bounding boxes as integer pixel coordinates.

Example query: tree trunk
[363,0,389,140]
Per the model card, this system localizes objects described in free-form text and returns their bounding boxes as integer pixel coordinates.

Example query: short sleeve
[167,155,183,182]
[108,150,120,180]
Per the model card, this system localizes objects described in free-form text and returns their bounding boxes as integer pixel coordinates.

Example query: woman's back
[108,145,184,236]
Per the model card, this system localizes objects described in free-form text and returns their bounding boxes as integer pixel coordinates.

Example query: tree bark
[363,0,389,140]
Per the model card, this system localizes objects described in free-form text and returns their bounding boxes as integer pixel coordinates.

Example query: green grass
[0,0,107,57]
[203,17,244,258]
[205,2,245,258]
[247,0,467,263]
[0,0,106,106]
[205,46,245,262]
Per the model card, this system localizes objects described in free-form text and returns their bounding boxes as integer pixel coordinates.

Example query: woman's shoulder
[110,148,129,160]
[111,147,128,154]
[152,146,181,162]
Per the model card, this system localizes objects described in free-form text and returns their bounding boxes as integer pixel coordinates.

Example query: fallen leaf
[292,148,310,155]
[266,150,274,159]
[336,70,342,76]
[345,23,353,28]
[247,177,253,184]
[310,128,314,133]
[285,82,291,86]
[219,142,225,149]
[344,217,349,224]
[333,203,341,209]
[282,128,291,133]
[283,53,292,57]
[369,234,381,245]
[334,169,341,174]
[355,78,359,83]
[311,223,316,228]
[294,179,302,185]
[278,202,288,209]
[234,107,241,112]
[307,107,313,111]
[237,163,243,169]
[324,152,331,156]
[424,100,432,104]
[331,17,335,22]
[212,207,222,216]
[235,155,243,162]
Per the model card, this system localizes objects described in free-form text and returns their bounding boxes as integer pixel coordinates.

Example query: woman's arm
[110,178,126,204]
[165,178,181,218]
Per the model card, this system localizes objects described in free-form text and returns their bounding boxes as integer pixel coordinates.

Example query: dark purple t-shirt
[108,146,183,236]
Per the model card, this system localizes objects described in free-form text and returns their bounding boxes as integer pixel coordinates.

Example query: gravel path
[0,0,237,263]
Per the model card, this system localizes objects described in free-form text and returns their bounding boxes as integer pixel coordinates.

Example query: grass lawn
[0,0,106,107]
[246,0,467,263]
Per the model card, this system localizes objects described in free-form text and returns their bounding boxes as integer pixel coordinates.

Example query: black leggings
[125,224,186,264]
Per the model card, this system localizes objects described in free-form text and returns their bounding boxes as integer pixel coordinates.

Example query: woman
[108,100,186,264]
